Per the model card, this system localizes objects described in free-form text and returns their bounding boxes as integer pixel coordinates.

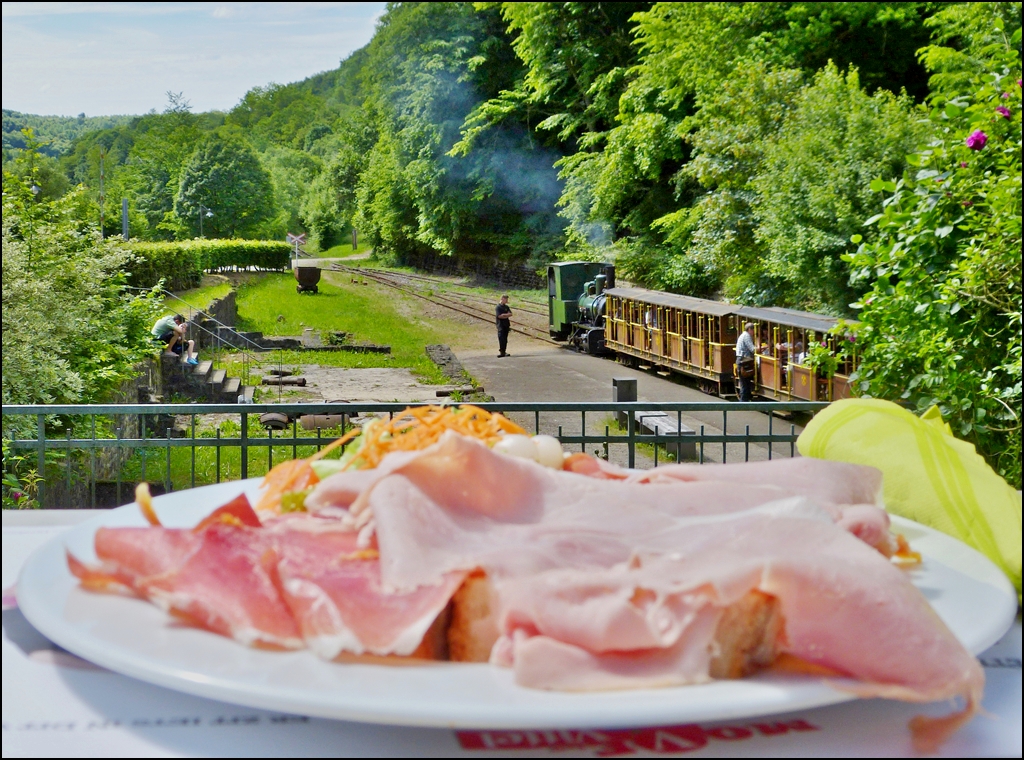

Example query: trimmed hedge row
[126,239,292,290]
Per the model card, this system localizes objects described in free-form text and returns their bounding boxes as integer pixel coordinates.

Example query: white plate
[17,479,1019,729]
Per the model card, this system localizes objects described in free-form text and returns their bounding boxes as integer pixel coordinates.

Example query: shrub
[126,239,292,290]
[847,48,1021,486]
[2,179,162,407]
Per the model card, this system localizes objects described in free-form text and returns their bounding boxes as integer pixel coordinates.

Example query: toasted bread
[445,573,783,676]
[448,571,501,662]
[708,589,782,678]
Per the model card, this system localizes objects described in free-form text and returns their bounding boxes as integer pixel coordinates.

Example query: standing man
[495,294,512,358]
[735,322,757,402]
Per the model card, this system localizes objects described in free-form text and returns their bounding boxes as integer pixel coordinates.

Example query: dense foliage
[1,176,160,407]
[847,15,1022,486]
[2,109,134,159]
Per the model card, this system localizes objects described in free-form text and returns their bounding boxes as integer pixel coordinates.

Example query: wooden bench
[635,411,697,462]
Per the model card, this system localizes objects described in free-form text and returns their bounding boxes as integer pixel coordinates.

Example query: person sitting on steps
[152,313,198,366]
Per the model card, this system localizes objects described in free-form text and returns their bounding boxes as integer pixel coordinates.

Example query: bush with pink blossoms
[847,32,1022,486]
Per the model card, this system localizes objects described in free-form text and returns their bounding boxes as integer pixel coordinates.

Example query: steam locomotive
[547,261,855,401]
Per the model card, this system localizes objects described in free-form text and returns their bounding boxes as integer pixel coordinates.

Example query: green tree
[4,129,70,200]
[262,145,321,239]
[554,2,937,296]
[174,134,276,238]
[300,143,364,251]
[356,1,567,263]
[751,64,928,311]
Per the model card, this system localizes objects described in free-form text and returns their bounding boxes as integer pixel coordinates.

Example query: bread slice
[708,589,783,678]
[448,571,501,662]
[445,574,784,677]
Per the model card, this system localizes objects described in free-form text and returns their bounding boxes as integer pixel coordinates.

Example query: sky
[2,2,386,117]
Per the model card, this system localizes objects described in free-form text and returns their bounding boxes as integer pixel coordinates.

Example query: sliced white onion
[531,435,565,469]
[493,434,539,462]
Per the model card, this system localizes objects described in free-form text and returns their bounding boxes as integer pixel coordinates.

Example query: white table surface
[3,510,1021,758]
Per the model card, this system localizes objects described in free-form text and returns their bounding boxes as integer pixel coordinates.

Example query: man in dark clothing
[495,294,512,357]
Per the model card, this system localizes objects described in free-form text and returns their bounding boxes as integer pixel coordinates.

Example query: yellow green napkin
[798,398,1022,601]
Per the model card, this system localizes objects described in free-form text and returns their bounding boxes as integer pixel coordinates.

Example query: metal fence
[2,401,829,508]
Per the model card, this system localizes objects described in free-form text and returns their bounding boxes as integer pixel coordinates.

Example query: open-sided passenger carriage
[732,306,855,402]
[604,288,738,396]
[547,261,858,401]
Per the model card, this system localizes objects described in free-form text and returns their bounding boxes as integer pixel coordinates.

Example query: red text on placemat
[457,718,818,756]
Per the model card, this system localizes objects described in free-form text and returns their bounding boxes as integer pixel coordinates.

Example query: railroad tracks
[330,264,556,344]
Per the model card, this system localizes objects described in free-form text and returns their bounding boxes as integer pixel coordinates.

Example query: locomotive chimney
[602,264,616,289]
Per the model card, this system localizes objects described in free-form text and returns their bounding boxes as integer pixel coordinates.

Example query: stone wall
[190,291,237,348]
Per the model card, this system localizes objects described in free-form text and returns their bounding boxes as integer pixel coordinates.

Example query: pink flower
[1002,92,1011,99]
[965,130,987,150]
[959,162,968,168]
[995,106,1011,119]
[12,491,22,502]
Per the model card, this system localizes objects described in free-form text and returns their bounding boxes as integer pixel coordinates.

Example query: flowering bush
[965,129,988,148]
[846,30,1022,486]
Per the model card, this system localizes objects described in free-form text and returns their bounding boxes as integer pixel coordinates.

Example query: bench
[635,411,697,462]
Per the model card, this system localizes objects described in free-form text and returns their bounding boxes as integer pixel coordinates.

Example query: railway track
[353,268,549,316]
[331,264,557,344]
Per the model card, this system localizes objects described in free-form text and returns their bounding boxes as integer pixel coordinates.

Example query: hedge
[125,239,292,290]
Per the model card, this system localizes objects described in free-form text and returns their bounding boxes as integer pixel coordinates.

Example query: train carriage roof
[735,305,838,332]
[604,287,736,316]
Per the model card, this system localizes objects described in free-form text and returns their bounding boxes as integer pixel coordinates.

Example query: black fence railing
[2,401,828,508]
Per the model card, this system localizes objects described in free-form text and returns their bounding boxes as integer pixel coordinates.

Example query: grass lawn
[232,271,469,383]
[166,280,233,313]
[320,240,373,258]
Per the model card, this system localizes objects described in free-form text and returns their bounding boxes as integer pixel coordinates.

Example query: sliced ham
[565,453,885,508]
[70,429,984,750]
[94,527,202,584]
[274,529,465,658]
[353,434,894,589]
[138,524,303,649]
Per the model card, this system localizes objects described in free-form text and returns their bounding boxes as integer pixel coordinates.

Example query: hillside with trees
[2,1,1020,485]
[2,109,135,159]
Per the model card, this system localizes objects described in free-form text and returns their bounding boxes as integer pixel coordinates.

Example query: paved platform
[461,344,805,465]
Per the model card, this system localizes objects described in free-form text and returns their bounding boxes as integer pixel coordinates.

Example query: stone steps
[207,368,226,397]
[159,353,251,404]
[222,376,241,400]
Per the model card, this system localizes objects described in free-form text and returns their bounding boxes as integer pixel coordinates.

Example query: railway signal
[287,232,307,259]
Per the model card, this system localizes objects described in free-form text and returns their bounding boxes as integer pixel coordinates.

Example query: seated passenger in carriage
[792,341,806,365]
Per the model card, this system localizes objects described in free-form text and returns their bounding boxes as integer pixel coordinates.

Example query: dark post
[612,377,637,427]
[613,377,638,468]
[352,227,358,251]
[122,198,129,239]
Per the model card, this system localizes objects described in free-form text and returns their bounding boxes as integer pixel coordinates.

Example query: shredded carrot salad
[355,405,525,469]
[257,405,525,511]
